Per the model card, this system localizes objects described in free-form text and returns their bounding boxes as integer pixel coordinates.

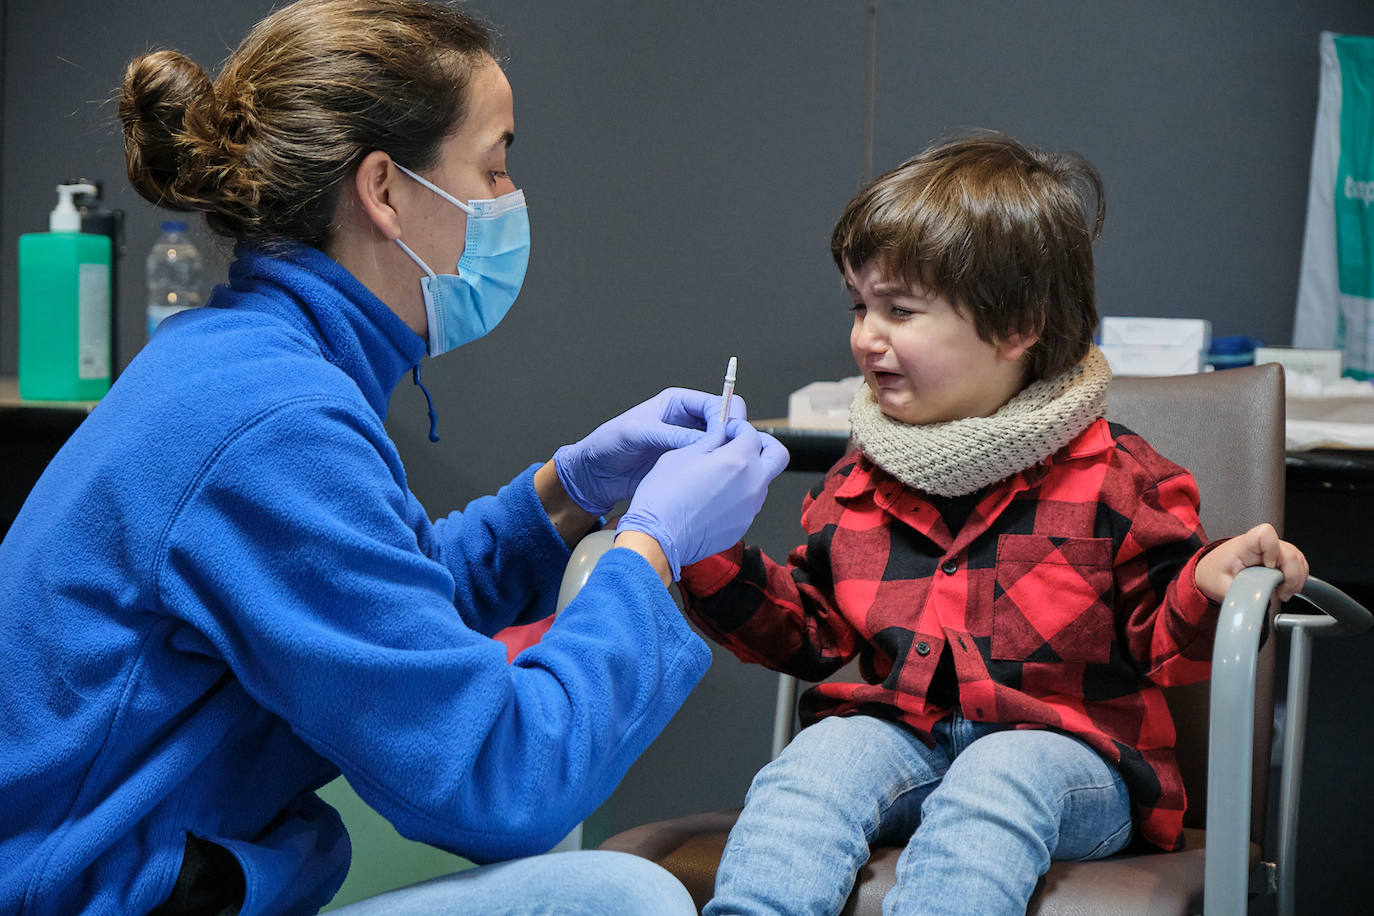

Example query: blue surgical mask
[393,162,530,357]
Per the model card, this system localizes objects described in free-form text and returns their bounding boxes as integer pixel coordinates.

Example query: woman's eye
[490,169,509,182]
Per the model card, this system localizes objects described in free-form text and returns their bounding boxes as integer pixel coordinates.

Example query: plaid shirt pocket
[992,535,1115,664]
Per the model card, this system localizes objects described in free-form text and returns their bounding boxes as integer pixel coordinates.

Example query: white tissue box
[1253,347,1343,386]
[1100,317,1212,352]
[1099,344,1207,377]
[787,377,864,430]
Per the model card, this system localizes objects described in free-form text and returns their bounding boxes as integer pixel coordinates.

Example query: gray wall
[5,0,1374,908]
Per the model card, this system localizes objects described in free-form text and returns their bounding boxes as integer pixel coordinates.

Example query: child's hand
[1194,523,1309,604]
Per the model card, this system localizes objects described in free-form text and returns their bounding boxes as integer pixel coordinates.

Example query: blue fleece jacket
[0,244,710,915]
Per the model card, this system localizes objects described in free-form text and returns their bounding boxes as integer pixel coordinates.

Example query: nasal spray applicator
[716,356,737,444]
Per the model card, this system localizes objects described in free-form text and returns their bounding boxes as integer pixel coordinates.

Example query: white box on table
[1253,347,1342,386]
[1099,344,1206,377]
[1099,317,1212,352]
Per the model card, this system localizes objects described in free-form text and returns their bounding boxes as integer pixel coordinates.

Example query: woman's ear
[352,150,404,241]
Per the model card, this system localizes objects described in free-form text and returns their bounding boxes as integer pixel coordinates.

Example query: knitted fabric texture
[848,345,1112,497]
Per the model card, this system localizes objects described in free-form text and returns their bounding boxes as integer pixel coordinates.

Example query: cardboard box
[1099,344,1207,377]
[1253,347,1342,386]
[1100,317,1212,352]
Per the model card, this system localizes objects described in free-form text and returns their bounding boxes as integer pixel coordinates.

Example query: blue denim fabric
[705,713,1132,916]
[329,850,696,915]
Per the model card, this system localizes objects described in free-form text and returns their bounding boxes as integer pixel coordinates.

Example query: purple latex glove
[554,387,747,516]
[617,415,790,580]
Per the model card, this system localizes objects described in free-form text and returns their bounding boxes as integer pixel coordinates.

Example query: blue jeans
[705,713,1133,916]
[329,850,695,915]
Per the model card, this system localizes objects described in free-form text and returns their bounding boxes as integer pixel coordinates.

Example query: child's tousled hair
[831,131,1105,381]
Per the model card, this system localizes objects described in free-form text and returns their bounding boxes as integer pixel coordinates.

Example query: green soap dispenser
[18,182,113,401]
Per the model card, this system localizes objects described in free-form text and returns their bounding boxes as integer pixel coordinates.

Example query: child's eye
[891,306,915,318]
[848,302,866,313]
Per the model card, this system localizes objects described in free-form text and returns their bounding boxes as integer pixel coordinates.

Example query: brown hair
[117,0,495,248]
[831,131,1105,381]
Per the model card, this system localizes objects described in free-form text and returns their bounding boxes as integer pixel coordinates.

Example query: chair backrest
[1103,363,1285,841]
[1104,364,1285,544]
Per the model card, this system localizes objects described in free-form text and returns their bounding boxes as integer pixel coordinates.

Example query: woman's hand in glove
[615,415,790,581]
[553,387,748,516]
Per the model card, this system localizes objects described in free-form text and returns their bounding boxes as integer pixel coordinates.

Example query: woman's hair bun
[117,49,214,211]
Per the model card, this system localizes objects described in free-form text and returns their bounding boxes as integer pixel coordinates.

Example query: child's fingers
[1275,540,1310,602]
[1198,527,1307,604]
[1248,522,1280,569]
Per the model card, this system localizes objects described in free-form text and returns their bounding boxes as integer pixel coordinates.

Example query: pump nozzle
[50,182,98,232]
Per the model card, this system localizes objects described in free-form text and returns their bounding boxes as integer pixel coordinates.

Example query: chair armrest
[1271,575,1372,916]
[1204,565,1283,915]
[556,530,618,613]
[1277,575,1374,637]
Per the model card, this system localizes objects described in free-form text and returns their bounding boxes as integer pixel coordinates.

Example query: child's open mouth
[872,370,903,387]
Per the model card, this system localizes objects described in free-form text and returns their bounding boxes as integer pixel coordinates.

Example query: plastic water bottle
[145,221,204,338]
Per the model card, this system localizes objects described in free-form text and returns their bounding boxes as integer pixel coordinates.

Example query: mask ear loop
[393,162,476,214]
[395,238,437,279]
[395,237,447,361]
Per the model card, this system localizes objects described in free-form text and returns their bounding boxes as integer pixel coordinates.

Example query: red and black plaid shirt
[680,418,1218,851]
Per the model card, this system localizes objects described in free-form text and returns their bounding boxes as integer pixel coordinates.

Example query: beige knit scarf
[848,345,1112,497]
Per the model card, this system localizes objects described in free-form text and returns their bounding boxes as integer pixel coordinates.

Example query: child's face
[846,260,1035,425]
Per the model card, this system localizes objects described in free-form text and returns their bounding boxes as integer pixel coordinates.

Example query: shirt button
[915,641,931,656]
[941,560,958,575]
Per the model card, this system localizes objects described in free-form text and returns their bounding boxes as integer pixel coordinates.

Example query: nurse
[0,0,787,913]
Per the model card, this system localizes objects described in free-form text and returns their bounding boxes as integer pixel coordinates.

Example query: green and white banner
[1294,32,1374,379]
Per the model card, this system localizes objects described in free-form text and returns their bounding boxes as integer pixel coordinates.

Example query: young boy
[677,132,1308,915]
